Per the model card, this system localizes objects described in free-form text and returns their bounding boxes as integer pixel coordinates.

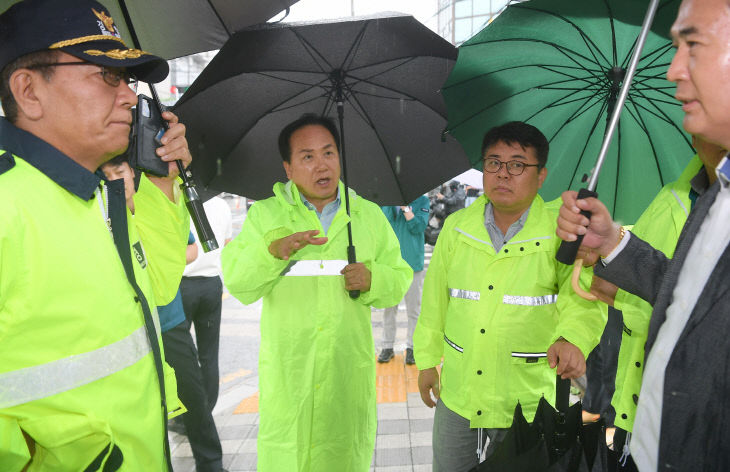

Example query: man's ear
[283,160,292,180]
[10,70,44,121]
[537,166,548,189]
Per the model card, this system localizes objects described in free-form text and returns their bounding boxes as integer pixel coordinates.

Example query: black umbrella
[172,13,470,206]
[472,377,608,472]
[107,0,302,59]
[0,1,300,60]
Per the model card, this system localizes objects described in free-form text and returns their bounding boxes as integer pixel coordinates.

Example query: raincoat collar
[0,117,101,200]
[459,193,547,239]
[273,179,358,214]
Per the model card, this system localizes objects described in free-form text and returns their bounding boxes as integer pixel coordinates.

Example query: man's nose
[666,46,687,83]
[496,163,511,177]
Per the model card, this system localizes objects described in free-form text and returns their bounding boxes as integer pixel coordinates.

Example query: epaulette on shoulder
[0,150,15,175]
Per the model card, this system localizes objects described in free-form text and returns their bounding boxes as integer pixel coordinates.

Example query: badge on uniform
[132,241,147,269]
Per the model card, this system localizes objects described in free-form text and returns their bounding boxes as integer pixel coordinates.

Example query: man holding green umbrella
[557,0,730,469]
[414,121,604,471]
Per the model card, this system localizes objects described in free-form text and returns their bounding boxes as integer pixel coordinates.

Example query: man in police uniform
[0,0,192,470]
[414,121,605,471]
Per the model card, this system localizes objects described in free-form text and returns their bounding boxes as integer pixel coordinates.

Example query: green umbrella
[442,0,690,225]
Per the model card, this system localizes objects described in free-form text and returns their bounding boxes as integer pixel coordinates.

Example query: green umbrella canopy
[442,0,691,224]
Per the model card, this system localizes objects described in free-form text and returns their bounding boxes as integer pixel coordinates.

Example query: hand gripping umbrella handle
[150,87,218,252]
[555,187,597,265]
[348,245,360,299]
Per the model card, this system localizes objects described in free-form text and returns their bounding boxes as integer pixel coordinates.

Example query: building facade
[437,0,509,45]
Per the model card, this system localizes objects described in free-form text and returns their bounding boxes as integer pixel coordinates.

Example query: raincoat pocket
[17,413,116,471]
[441,333,465,396]
[508,352,553,402]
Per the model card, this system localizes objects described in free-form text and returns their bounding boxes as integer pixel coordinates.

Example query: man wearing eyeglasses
[0,0,194,470]
[414,121,604,471]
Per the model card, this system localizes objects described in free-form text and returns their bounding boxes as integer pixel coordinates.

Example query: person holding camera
[0,0,193,469]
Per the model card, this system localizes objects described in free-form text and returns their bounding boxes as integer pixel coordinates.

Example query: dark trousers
[583,306,623,426]
[162,322,223,471]
[180,275,223,411]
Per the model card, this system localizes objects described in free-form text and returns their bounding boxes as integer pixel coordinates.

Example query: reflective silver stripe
[671,189,689,218]
[0,326,151,409]
[449,288,480,301]
[502,294,557,306]
[508,235,552,245]
[280,259,348,276]
[511,352,547,358]
[455,227,492,247]
[444,335,464,353]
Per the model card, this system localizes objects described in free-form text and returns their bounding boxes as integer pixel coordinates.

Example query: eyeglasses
[26,61,137,91]
[483,158,540,176]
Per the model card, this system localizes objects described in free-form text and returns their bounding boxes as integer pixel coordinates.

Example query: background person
[101,156,226,472]
[180,195,234,412]
[414,121,605,471]
[377,195,430,365]
[221,114,411,471]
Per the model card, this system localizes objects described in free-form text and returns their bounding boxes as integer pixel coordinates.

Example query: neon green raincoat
[611,155,702,432]
[222,181,412,471]
[0,147,188,471]
[414,195,605,428]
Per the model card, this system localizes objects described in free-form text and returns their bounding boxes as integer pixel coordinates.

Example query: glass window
[454,17,472,43]
[491,0,510,15]
[473,14,490,33]
[473,0,492,15]
[454,0,472,18]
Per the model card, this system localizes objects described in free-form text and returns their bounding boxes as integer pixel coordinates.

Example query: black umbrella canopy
[0,0,301,60]
[101,0,301,59]
[173,13,471,205]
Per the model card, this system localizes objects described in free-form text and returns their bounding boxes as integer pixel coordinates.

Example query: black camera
[128,94,169,177]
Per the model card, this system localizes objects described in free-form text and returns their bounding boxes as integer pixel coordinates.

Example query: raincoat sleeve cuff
[358,261,412,308]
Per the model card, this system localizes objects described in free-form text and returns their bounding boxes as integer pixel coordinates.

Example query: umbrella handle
[348,245,360,299]
[571,259,598,301]
[555,188,597,264]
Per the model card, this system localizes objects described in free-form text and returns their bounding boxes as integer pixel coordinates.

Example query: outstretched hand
[268,230,327,260]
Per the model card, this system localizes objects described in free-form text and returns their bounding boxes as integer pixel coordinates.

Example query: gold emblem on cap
[84,48,148,59]
[92,8,117,34]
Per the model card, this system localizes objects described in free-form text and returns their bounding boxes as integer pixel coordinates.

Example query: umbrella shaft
[587,0,660,191]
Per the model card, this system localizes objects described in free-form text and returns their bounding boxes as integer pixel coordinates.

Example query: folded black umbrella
[473,377,608,472]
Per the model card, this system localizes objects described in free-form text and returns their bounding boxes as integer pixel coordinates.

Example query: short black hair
[480,121,549,169]
[278,113,341,162]
[101,153,129,168]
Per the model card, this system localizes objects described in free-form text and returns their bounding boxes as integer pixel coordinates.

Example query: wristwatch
[403,206,412,213]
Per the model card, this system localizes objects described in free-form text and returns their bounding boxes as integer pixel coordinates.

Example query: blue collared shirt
[301,189,341,234]
[484,201,531,253]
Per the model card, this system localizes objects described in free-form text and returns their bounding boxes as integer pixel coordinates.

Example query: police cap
[0,0,168,83]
